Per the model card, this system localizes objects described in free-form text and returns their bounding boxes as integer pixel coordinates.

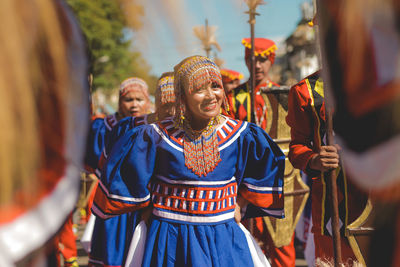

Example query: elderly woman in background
[85,77,150,176]
[93,55,285,266]
[111,71,176,137]
[85,77,150,267]
[100,71,176,159]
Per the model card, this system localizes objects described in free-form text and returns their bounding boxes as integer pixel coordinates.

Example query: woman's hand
[309,145,340,172]
[234,195,249,223]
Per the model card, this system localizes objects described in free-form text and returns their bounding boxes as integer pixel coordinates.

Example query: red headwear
[220,69,244,83]
[242,38,277,65]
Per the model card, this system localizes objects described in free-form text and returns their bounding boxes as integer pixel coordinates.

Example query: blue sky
[133,0,311,79]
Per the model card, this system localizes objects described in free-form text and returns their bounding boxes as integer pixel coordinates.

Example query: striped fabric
[155,116,243,149]
[92,180,150,219]
[151,177,237,223]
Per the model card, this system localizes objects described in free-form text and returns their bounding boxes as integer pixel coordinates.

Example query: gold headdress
[173,56,223,176]
[155,72,175,109]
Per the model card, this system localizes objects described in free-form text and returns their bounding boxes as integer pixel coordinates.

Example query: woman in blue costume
[85,77,151,267]
[93,56,285,267]
[108,71,176,152]
[85,77,150,176]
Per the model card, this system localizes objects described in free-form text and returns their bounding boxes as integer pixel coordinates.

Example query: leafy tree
[66,0,157,93]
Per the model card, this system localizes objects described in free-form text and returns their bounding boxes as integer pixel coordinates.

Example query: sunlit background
[66,0,318,114]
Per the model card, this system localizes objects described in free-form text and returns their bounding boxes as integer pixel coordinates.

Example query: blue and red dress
[86,114,149,267]
[93,116,285,266]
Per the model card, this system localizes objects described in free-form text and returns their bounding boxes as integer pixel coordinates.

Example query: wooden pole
[205,19,211,58]
[315,0,343,264]
[248,9,256,124]
[326,107,343,267]
[244,5,258,235]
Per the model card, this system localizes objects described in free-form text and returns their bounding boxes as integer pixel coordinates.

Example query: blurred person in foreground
[0,0,89,266]
[316,1,400,266]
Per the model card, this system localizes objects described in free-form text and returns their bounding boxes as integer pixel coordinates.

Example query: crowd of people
[2,0,399,266]
[73,35,368,267]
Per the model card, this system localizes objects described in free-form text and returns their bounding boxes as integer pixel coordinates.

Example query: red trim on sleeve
[239,187,283,210]
[93,187,149,216]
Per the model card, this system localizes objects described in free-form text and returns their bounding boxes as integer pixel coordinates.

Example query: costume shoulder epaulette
[304,70,321,84]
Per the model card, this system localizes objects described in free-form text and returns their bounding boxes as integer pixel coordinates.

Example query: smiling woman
[92,55,285,267]
[173,56,228,176]
[183,69,225,129]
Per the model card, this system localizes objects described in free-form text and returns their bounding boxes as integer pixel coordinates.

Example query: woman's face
[119,90,148,118]
[184,77,224,123]
[157,102,175,120]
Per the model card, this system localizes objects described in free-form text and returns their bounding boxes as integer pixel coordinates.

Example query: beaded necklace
[182,114,222,177]
[173,55,224,177]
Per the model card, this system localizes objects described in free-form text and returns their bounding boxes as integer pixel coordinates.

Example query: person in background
[228,38,279,130]
[153,72,176,120]
[85,77,150,267]
[84,77,150,177]
[220,69,243,95]
[229,38,296,267]
[98,71,176,168]
[87,72,177,266]
[55,213,79,267]
[220,69,243,118]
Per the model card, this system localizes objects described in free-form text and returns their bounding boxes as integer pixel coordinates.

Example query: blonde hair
[0,0,76,207]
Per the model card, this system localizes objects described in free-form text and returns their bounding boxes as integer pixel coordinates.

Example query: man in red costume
[286,70,367,264]
[228,38,279,130]
[229,38,296,267]
[221,69,243,95]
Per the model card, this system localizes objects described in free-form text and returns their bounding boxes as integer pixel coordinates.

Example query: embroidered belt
[151,178,237,223]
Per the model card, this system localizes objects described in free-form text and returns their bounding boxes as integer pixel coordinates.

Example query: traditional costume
[85,78,150,267]
[286,71,368,263]
[228,38,296,267]
[228,38,278,130]
[92,56,285,267]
